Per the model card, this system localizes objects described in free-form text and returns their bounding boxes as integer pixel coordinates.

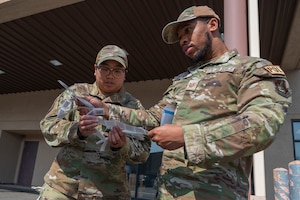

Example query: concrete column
[224,0,248,55]
[224,0,267,198]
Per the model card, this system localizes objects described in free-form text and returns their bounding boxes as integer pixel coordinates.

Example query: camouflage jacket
[108,50,292,199]
[40,82,151,199]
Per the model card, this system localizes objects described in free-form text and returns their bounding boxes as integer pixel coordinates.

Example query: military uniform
[40,82,151,200]
[108,49,292,199]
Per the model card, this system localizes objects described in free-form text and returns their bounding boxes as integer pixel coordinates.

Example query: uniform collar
[188,49,239,71]
[90,82,126,105]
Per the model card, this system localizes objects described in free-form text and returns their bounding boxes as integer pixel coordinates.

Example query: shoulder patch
[74,83,90,96]
[263,65,285,76]
[274,79,291,98]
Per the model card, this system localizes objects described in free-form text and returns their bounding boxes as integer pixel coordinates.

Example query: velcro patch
[206,66,235,74]
[263,65,285,75]
[186,79,199,91]
[274,79,291,98]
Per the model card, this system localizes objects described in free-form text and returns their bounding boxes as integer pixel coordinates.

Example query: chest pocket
[174,66,242,125]
[185,66,240,101]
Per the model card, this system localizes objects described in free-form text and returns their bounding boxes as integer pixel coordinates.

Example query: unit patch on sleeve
[274,79,291,98]
[263,65,285,75]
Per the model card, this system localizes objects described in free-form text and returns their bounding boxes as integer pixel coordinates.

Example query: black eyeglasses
[97,66,125,77]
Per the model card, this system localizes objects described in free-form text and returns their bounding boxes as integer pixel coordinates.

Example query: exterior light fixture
[50,59,63,66]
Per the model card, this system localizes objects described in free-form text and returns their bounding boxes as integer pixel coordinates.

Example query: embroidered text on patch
[263,65,285,75]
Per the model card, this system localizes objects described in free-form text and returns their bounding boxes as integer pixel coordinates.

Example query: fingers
[109,127,121,143]
[78,115,99,136]
[82,96,103,108]
[76,96,109,117]
[147,128,157,141]
[79,115,98,123]
[147,125,185,150]
[76,96,99,108]
[77,107,91,115]
[108,126,126,148]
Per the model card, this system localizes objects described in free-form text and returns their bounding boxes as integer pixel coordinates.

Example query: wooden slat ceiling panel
[0,0,299,94]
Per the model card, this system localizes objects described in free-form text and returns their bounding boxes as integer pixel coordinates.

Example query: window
[292,120,300,160]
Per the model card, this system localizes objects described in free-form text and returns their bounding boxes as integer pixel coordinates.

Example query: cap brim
[97,57,127,69]
[162,16,197,44]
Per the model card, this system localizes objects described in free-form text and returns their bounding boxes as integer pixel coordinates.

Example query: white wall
[0,131,22,183]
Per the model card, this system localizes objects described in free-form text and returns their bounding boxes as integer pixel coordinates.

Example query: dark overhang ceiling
[0,0,299,94]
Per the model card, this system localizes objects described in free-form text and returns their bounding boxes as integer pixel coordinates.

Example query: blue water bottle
[161,103,176,125]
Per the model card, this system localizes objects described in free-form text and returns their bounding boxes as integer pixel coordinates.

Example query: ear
[94,64,97,76]
[208,18,219,32]
[124,70,128,80]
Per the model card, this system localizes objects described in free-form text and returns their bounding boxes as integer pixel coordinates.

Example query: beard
[191,32,212,64]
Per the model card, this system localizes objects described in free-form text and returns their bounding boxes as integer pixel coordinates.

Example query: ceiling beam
[0,0,83,23]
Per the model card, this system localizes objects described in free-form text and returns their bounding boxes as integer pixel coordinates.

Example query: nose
[179,35,189,47]
[106,70,114,77]
[106,69,115,78]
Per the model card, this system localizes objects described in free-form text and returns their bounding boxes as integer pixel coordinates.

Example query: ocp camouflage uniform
[40,82,151,200]
[108,49,292,199]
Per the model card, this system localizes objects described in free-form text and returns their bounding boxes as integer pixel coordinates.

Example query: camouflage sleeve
[127,96,145,110]
[117,135,152,164]
[108,104,161,129]
[108,87,176,128]
[40,90,83,147]
[108,92,153,163]
[184,62,292,166]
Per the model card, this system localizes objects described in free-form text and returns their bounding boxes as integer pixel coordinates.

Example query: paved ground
[0,184,156,200]
[0,185,39,200]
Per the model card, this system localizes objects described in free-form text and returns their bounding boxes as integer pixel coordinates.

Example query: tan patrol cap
[95,45,128,68]
[162,5,220,44]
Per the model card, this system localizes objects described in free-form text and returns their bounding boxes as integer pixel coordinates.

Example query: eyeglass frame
[96,65,127,77]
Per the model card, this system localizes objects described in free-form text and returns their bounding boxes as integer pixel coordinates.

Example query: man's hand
[108,126,127,148]
[76,96,109,118]
[78,115,99,137]
[148,124,184,150]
